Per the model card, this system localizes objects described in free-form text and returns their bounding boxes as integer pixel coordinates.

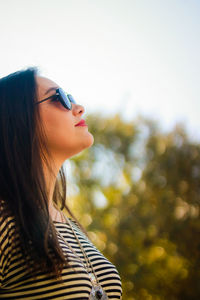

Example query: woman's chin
[82,133,94,149]
[61,133,94,160]
[70,134,94,158]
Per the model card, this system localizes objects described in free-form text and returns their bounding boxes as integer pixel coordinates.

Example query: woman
[0,67,123,299]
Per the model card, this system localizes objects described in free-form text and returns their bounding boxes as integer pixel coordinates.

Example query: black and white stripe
[0,214,122,299]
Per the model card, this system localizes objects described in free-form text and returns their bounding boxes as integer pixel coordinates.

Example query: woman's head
[0,67,92,279]
[35,75,94,169]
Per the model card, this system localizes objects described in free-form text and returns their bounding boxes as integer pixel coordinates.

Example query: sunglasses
[35,88,76,110]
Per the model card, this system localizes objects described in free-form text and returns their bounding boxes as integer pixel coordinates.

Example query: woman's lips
[75,119,88,126]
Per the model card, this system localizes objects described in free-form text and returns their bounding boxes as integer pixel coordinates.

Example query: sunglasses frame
[35,88,76,110]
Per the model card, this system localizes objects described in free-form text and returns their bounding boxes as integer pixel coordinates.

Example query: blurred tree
[63,112,200,300]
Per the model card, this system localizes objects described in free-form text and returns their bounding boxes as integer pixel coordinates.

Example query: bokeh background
[1,1,200,299]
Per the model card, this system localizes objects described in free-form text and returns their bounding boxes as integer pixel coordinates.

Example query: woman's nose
[72,103,85,116]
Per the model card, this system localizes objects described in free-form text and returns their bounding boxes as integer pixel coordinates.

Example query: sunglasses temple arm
[35,95,55,105]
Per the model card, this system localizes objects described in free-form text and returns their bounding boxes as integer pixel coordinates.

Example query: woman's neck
[49,202,65,222]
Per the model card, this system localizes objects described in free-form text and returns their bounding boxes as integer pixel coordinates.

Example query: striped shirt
[0,212,122,299]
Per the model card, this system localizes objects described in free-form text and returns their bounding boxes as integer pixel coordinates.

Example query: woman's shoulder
[0,200,16,241]
[0,200,18,286]
[67,217,93,244]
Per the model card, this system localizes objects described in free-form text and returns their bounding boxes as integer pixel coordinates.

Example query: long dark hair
[0,67,89,280]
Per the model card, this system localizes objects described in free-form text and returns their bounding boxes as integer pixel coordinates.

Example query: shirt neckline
[53,217,73,224]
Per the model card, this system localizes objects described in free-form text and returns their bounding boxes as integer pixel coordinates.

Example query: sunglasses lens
[67,94,76,104]
[59,89,76,110]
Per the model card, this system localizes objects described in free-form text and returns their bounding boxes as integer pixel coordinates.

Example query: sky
[0,0,200,141]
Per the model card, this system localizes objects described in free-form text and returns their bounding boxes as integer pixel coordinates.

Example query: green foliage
[66,113,200,300]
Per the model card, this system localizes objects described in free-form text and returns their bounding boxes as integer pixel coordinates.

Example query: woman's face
[36,76,94,164]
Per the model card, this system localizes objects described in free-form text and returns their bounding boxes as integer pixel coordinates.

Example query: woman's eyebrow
[44,87,58,96]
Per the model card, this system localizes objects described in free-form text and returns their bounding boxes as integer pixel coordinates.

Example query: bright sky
[0,0,200,141]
